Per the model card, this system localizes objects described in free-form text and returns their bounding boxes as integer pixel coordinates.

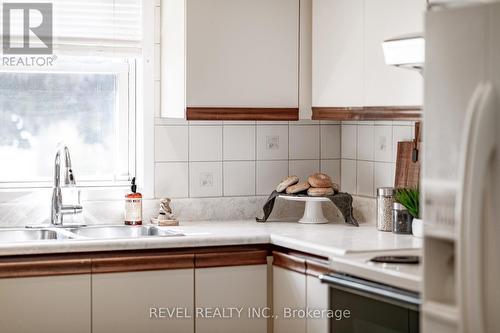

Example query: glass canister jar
[376,187,395,231]
[392,202,413,234]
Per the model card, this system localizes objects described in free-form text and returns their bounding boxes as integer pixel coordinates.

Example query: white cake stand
[278,195,331,224]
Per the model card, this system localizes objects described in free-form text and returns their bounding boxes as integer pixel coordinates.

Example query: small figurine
[151,198,179,226]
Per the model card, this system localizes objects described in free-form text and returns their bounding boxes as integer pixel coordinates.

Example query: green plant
[395,188,420,218]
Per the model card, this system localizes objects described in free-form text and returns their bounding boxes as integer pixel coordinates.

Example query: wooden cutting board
[395,122,421,189]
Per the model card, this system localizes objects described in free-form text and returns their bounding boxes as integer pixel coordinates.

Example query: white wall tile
[256,125,289,160]
[341,159,357,194]
[357,161,374,196]
[374,162,395,193]
[223,121,256,125]
[321,125,340,159]
[155,118,189,126]
[289,160,320,183]
[189,162,223,197]
[289,125,320,159]
[289,120,320,125]
[223,126,255,161]
[392,125,413,162]
[155,162,189,198]
[357,125,374,160]
[155,126,188,162]
[223,161,255,196]
[189,126,223,161]
[374,125,393,162]
[256,160,288,195]
[189,121,223,125]
[320,159,341,186]
[341,125,357,159]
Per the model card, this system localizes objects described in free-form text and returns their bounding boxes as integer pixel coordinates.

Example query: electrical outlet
[266,135,280,150]
[199,172,213,187]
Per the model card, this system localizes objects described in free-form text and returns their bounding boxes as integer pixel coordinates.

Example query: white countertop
[0,220,423,291]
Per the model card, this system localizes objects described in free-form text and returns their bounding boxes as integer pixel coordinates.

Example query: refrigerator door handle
[455,82,496,333]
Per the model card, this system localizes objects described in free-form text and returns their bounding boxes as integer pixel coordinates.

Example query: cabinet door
[306,275,329,333]
[195,264,268,333]
[92,269,194,333]
[364,0,426,106]
[273,266,306,333]
[187,0,299,108]
[312,0,364,107]
[0,274,91,333]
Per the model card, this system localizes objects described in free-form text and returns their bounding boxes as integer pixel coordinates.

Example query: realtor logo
[2,3,53,54]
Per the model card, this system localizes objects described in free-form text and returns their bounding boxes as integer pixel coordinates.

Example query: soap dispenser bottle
[125,177,142,225]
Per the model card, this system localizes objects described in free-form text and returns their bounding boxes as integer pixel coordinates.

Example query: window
[0,0,143,188]
[0,57,136,187]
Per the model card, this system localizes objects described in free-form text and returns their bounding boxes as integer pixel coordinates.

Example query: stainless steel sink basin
[0,229,68,243]
[68,225,183,239]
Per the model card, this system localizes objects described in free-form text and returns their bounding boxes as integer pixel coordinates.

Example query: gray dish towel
[255,191,359,227]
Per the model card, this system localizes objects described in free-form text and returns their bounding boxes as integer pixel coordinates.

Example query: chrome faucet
[51,145,83,226]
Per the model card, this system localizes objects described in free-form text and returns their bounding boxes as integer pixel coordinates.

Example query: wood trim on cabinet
[272,251,306,274]
[305,259,332,278]
[186,107,299,121]
[91,253,194,274]
[195,250,268,268]
[312,106,422,121]
[0,255,91,278]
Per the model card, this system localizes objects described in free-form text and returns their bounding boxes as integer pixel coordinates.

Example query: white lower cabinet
[92,269,194,333]
[273,265,330,333]
[195,264,268,333]
[273,266,307,333]
[306,275,329,333]
[0,274,91,333]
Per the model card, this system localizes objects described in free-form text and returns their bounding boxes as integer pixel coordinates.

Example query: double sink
[0,225,184,243]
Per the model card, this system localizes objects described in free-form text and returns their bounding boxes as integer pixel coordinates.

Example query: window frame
[0,57,137,189]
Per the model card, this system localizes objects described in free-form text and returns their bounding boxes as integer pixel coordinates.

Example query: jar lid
[377,187,394,197]
[393,202,408,211]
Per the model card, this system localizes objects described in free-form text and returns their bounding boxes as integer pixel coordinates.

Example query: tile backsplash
[154,120,341,199]
[153,119,416,199]
[340,121,415,197]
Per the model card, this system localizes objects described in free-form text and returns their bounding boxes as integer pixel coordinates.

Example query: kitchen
[0,0,498,332]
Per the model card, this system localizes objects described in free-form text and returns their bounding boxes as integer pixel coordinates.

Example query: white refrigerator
[423,2,500,333]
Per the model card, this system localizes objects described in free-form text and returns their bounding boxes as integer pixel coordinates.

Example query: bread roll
[285,182,310,194]
[307,187,334,197]
[308,173,333,188]
[276,176,299,192]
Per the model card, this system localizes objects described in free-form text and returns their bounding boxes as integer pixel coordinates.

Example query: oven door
[320,273,420,333]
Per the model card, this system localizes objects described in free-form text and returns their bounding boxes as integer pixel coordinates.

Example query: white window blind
[2,0,142,55]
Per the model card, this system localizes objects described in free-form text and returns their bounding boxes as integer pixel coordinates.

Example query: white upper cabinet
[313,0,364,107]
[313,0,425,108]
[187,0,299,108]
[364,0,426,106]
